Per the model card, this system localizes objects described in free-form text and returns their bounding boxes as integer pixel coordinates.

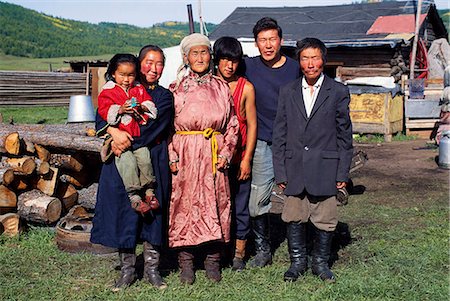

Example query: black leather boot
[284,222,308,282]
[178,250,195,285]
[143,242,167,289]
[248,214,272,268]
[311,228,336,283]
[112,248,137,291]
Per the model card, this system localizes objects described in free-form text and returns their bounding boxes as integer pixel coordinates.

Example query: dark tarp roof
[209,1,447,47]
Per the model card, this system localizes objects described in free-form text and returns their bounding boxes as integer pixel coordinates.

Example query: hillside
[0,2,216,58]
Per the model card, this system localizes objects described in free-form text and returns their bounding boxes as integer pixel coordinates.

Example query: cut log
[17,189,61,224]
[0,125,102,153]
[5,157,36,175]
[4,132,20,155]
[0,213,21,236]
[60,169,91,188]
[77,183,98,210]
[35,166,59,196]
[24,140,36,154]
[7,176,29,191]
[34,144,51,162]
[56,182,78,212]
[50,153,84,172]
[0,184,17,214]
[36,160,50,175]
[2,169,15,186]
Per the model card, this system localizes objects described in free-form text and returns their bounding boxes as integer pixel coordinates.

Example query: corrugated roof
[209,1,437,46]
[367,14,427,35]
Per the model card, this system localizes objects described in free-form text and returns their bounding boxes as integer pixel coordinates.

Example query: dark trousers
[229,164,251,240]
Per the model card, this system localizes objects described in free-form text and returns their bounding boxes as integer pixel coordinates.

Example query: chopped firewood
[36,160,50,176]
[50,153,84,172]
[2,169,15,186]
[5,157,36,175]
[60,169,91,188]
[4,132,20,155]
[0,185,17,214]
[56,182,78,212]
[0,213,21,237]
[24,140,36,154]
[35,167,59,196]
[34,144,51,162]
[17,189,62,224]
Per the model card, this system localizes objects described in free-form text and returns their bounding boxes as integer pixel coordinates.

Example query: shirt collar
[301,73,324,89]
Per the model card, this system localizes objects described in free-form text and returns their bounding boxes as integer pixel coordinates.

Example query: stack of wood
[390,52,408,82]
[0,123,103,236]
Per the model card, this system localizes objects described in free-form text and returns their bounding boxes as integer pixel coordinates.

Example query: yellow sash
[176,128,221,176]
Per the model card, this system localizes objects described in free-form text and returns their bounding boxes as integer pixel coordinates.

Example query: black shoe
[112,249,137,291]
[311,228,336,283]
[284,222,308,282]
[143,242,167,289]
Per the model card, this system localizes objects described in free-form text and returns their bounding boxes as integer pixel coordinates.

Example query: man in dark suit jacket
[272,38,353,283]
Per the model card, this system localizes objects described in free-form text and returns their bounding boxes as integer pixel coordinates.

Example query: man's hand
[336,181,347,189]
[278,182,287,190]
[238,159,251,181]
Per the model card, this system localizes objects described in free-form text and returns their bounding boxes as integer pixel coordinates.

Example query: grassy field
[0,106,69,124]
[0,139,448,300]
[0,188,446,300]
[0,53,114,72]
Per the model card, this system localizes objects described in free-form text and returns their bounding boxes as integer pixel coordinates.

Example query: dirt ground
[350,139,449,207]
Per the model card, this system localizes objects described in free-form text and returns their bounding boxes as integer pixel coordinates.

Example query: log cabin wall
[0,71,89,106]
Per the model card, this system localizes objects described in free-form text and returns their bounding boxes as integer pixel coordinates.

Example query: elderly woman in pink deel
[168,33,238,285]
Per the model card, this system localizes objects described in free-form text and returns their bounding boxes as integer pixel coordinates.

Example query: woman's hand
[216,156,229,171]
[170,162,179,174]
[238,159,251,181]
[107,127,133,156]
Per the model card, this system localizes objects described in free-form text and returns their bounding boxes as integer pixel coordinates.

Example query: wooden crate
[349,93,403,142]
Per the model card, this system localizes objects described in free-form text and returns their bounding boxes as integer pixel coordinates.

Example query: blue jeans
[249,140,274,217]
[229,164,251,240]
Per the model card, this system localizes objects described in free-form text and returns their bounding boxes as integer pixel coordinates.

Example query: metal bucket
[438,130,450,169]
[67,95,95,123]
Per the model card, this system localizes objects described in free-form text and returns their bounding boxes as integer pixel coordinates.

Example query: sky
[2,0,449,28]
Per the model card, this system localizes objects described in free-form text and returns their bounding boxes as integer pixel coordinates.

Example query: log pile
[390,51,409,82]
[0,123,103,236]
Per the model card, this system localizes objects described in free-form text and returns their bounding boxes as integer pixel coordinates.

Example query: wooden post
[409,0,423,79]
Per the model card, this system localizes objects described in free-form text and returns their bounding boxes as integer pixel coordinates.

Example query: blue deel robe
[90,85,174,249]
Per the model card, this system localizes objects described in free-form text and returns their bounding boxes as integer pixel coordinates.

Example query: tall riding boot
[178,250,195,285]
[112,248,137,291]
[232,239,247,271]
[204,243,222,282]
[311,228,336,283]
[143,242,167,289]
[248,214,272,267]
[284,222,308,282]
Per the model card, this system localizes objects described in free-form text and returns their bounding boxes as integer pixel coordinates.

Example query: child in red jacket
[98,53,158,214]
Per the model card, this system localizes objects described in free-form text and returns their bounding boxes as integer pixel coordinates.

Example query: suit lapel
[291,78,307,120]
[308,75,331,120]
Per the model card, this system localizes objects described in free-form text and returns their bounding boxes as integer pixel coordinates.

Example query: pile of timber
[0,123,102,236]
[390,52,408,82]
[0,71,88,106]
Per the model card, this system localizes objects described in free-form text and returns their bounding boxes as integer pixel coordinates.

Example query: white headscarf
[173,33,211,90]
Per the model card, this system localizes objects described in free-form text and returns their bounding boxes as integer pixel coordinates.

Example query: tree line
[0,2,217,58]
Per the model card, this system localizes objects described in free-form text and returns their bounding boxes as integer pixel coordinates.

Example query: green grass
[0,189,447,300]
[0,106,68,124]
[353,133,418,144]
[0,53,114,72]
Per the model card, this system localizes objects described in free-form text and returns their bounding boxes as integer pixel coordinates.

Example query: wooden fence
[0,71,88,106]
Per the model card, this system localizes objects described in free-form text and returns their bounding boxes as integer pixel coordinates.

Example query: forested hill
[0,1,217,58]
